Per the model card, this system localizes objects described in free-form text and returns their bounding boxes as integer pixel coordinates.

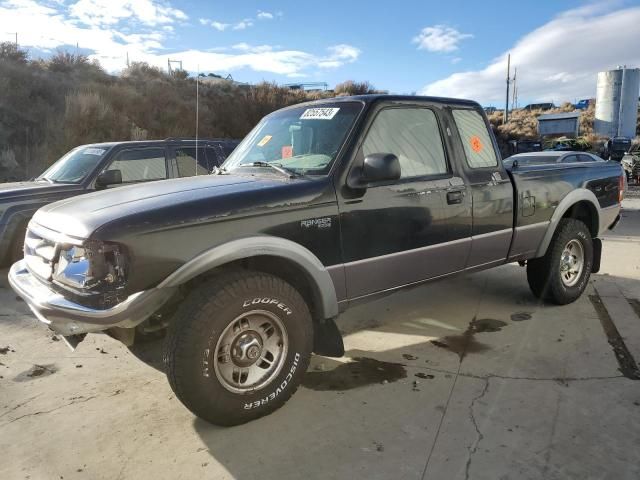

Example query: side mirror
[96,169,122,188]
[360,153,401,184]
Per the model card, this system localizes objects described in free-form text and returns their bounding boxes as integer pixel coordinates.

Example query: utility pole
[195,64,199,174]
[504,53,511,123]
[511,67,518,110]
[167,59,183,75]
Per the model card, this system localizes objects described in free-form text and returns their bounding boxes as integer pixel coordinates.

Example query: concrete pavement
[1,192,639,480]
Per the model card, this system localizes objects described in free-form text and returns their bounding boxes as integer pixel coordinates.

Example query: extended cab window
[363,108,447,178]
[175,147,209,177]
[105,147,167,183]
[453,109,498,168]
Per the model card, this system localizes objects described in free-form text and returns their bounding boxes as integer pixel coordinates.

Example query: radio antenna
[195,64,199,175]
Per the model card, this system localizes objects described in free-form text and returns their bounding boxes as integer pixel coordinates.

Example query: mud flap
[592,238,602,273]
[313,318,344,357]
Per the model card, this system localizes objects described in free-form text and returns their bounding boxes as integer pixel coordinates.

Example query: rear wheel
[527,219,593,305]
[163,270,313,426]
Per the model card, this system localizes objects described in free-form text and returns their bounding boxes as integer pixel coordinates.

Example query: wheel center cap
[232,332,263,367]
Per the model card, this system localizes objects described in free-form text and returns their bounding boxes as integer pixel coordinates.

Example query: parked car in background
[0,138,240,266]
[603,136,632,161]
[503,151,604,168]
[574,99,594,110]
[523,102,555,111]
[9,95,623,426]
[507,139,543,155]
[622,145,640,183]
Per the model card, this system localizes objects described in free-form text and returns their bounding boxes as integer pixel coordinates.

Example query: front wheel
[163,270,313,426]
[526,219,593,305]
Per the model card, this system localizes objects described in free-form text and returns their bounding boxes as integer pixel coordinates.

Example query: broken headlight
[53,241,127,293]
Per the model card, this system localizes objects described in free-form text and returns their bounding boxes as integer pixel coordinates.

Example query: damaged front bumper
[9,260,175,337]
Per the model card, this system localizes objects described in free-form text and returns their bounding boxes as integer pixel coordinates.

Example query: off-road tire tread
[163,270,312,425]
[526,218,593,305]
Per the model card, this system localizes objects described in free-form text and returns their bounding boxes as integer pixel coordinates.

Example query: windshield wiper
[240,161,302,178]
[36,177,54,184]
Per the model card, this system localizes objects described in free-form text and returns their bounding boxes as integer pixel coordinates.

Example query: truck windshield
[223,102,363,175]
[38,146,109,184]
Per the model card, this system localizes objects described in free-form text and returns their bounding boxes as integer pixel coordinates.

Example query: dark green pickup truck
[10,95,624,425]
[0,138,238,266]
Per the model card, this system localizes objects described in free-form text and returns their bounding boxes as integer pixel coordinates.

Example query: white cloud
[317,44,361,69]
[232,18,253,30]
[413,25,472,53]
[199,17,253,31]
[420,3,640,104]
[451,57,461,64]
[69,0,187,27]
[257,10,273,20]
[0,0,359,76]
[210,21,230,31]
[232,43,274,53]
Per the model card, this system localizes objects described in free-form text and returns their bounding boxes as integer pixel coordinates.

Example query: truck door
[450,108,514,268]
[338,105,469,299]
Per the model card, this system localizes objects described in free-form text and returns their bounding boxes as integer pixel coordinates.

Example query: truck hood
[32,174,307,239]
[0,181,81,201]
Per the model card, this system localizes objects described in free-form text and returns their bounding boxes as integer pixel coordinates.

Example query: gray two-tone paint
[8,95,624,338]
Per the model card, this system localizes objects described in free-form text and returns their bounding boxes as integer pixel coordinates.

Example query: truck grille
[24,227,58,282]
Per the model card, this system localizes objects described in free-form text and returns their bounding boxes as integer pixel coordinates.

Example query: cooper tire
[526,218,593,305]
[163,270,313,426]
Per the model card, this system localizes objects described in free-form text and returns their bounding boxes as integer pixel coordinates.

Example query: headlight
[54,241,127,292]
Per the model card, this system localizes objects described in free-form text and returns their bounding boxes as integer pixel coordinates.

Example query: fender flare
[157,235,339,319]
[534,188,600,257]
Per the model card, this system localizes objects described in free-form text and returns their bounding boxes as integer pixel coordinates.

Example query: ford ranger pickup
[9,95,624,425]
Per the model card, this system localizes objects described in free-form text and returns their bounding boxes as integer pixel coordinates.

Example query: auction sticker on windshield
[300,108,340,120]
[257,135,273,147]
[84,148,106,155]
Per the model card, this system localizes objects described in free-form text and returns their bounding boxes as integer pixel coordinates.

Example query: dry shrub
[334,80,376,96]
[63,91,129,149]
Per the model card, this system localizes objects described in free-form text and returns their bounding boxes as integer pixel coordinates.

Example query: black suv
[0,138,239,265]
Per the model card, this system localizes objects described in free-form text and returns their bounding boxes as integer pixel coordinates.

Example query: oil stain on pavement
[303,357,407,391]
[430,318,507,359]
[13,364,57,382]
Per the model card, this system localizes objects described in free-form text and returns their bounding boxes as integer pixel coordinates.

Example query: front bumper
[8,260,175,336]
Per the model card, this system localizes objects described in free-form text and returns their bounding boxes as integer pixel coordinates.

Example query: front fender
[157,235,339,320]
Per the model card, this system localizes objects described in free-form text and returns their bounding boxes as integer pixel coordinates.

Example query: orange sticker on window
[470,136,483,153]
[282,145,293,159]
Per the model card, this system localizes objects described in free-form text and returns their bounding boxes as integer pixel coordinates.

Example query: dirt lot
[1,190,640,480]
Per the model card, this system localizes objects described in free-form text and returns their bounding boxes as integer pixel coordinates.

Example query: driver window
[106,148,167,183]
[362,107,448,179]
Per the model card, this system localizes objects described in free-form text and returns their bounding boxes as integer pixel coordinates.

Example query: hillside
[0,43,379,180]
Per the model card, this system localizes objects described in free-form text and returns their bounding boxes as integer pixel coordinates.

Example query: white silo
[594,67,640,138]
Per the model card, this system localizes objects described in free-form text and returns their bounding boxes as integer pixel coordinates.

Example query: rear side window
[106,147,167,183]
[453,109,498,168]
[175,147,209,177]
[562,155,578,163]
[362,107,448,179]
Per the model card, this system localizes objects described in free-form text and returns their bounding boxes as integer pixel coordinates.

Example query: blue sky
[2,0,640,105]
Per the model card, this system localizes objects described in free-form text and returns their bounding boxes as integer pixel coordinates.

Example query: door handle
[447,191,464,204]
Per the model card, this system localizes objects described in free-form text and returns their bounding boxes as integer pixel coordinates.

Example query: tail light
[619,173,625,202]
